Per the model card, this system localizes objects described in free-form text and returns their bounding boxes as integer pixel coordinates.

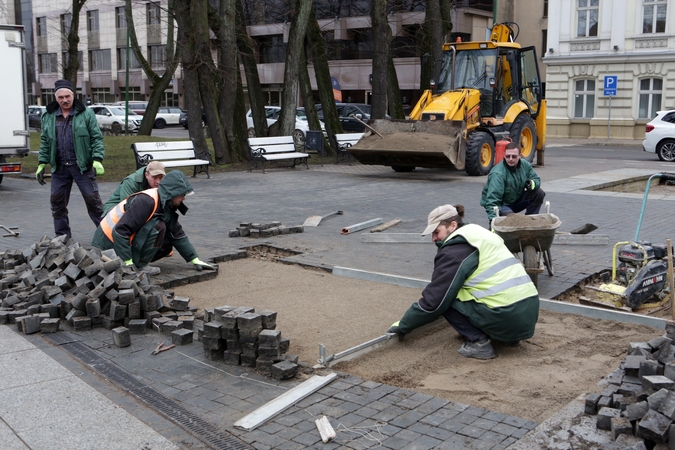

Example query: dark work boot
[458,337,495,359]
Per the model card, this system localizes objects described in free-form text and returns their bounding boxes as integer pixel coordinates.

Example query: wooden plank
[370,219,402,233]
[553,234,609,245]
[233,373,338,431]
[361,233,430,243]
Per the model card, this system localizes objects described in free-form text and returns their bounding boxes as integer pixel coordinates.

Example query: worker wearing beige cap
[387,204,539,359]
[102,161,166,215]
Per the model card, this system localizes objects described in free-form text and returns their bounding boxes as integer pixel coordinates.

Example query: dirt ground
[174,258,663,422]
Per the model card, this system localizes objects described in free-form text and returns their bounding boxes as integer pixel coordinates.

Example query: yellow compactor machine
[348,23,546,175]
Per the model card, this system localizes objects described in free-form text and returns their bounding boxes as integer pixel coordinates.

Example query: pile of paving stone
[0,235,197,341]
[198,305,299,381]
[229,222,304,238]
[585,321,675,449]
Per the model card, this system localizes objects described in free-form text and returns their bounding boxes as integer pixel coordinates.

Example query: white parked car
[643,110,675,162]
[90,105,142,133]
[246,106,325,143]
[154,106,184,129]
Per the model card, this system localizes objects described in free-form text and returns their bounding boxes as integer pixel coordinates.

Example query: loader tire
[465,131,494,176]
[510,115,537,163]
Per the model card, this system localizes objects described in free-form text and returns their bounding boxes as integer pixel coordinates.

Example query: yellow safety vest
[100,188,159,243]
[446,224,538,308]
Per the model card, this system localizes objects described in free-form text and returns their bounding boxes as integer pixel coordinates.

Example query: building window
[541,30,547,58]
[62,51,83,70]
[91,87,115,104]
[256,36,286,63]
[574,79,595,118]
[89,49,111,71]
[36,17,46,36]
[117,48,141,70]
[116,7,126,29]
[161,89,179,107]
[147,3,161,25]
[38,53,58,73]
[643,0,666,33]
[87,10,99,32]
[577,0,598,37]
[543,0,548,17]
[638,78,662,119]
[148,45,166,69]
[61,14,71,35]
[120,86,143,101]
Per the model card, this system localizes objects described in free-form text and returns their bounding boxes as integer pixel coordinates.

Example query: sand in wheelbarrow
[174,258,662,421]
[497,214,556,227]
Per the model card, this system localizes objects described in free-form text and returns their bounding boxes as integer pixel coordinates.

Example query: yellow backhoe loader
[348,23,546,175]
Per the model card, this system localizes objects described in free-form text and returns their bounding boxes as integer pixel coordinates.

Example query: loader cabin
[427,39,543,128]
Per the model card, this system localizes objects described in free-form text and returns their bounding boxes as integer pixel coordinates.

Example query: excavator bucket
[347,119,466,170]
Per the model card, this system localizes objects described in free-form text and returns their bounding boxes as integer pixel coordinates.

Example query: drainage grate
[45,333,252,450]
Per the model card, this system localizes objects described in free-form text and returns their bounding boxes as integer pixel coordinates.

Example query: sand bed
[174,258,663,421]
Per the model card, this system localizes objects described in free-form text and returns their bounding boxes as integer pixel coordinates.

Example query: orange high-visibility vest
[100,188,160,243]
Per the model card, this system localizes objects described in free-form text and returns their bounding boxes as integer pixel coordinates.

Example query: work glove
[191,257,216,271]
[524,179,536,192]
[93,160,105,175]
[36,164,46,185]
[387,321,406,342]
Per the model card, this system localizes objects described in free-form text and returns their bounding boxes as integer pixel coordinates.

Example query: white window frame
[642,0,667,34]
[577,0,599,38]
[638,78,662,119]
[573,79,595,119]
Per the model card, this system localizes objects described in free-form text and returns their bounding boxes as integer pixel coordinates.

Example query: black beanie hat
[54,79,74,93]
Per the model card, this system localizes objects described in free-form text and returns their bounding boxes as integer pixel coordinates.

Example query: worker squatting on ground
[387,204,540,359]
[91,170,215,272]
[102,161,166,215]
[480,142,546,227]
[36,79,105,238]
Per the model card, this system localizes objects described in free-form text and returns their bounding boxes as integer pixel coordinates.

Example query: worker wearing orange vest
[92,170,215,271]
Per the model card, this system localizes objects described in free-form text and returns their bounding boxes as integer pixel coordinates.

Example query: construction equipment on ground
[347,22,545,176]
[586,173,675,310]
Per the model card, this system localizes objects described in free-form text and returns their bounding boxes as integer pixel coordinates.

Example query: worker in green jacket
[387,204,539,359]
[480,142,545,226]
[102,161,166,215]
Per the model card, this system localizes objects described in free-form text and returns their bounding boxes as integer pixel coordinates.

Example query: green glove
[93,160,104,175]
[36,164,46,185]
[524,179,536,192]
[124,259,134,266]
[387,321,406,341]
[191,257,215,271]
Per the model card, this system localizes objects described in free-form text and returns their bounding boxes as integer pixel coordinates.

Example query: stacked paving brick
[0,236,195,346]
[585,321,675,449]
[200,305,299,380]
[229,222,303,238]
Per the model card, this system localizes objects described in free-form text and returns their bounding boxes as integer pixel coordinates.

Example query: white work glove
[191,257,215,271]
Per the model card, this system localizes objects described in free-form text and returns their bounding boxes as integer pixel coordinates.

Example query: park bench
[334,132,364,165]
[247,136,310,174]
[131,141,212,178]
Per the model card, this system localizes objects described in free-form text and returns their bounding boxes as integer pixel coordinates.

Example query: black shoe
[458,338,495,359]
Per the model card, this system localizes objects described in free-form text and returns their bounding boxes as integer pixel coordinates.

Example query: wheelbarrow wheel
[523,245,538,287]
[543,249,554,276]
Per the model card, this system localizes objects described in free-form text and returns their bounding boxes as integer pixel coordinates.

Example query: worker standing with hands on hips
[387,204,539,359]
[91,170,215,272]
[36,79,105,238]
[480,141,545,228]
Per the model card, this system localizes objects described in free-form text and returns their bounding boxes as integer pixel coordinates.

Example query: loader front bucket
[347,119,466,170]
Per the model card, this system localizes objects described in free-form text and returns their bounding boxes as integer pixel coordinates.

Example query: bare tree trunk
[306,6,342,153]
[298,49,321,134]
[125,0,181,136]
[236,0,267,138]
[440,0,453,43]
[370,0,388,119]
[215,0,241,158]
[387,56,405,119]
[63,0,86,88]
[420,0,446,92]
[233,61,249,161]
[273,0,312,137]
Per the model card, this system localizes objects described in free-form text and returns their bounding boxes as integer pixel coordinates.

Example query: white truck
[0,24,29,184]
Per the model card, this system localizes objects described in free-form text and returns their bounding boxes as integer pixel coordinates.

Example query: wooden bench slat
[247,137,295,146]
[136,149,201,160]
[263,153,309,161]
[161,159,211,167]
[247,135,309,173]
[248,144,298,154]
[132,140,211,179]
[132,142,195,151]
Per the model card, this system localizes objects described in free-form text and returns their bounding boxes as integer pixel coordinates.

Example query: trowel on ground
[303,210,343,227]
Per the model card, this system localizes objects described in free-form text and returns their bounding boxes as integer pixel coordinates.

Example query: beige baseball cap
[146,161,166,176]
[421,205,458,236]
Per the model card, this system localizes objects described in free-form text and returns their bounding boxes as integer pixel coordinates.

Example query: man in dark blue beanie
[36,79,105,238]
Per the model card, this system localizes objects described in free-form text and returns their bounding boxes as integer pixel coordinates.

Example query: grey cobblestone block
[392,428,422,442]
[457,424,487,439]
[112,326,131,347]
[290,431,321,447]
[169,295,190,311]
[438,418,466,433]
[40,318,60,333]
[72,316,92,331]
[372,405,406,423]
[171,328,193,345]
[492,421,519,436]
[455,411,480,425]
[204,348,224,361]
[472,417,499,430]
[162,320,183,333]
[501,415,529,428]
[407,435,443,450]
[389,410,427,428]
[416,397,450,414]
[202,336,224,351]
[127,301,141,319]
[476,429,508,443]
[22,315,41,334]
[127,319,147,335]
[177,315,194,329]
[258,310,277,330]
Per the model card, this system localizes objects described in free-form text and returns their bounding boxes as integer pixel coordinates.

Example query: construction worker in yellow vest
[387,204,539,359]
[92,170,215,273]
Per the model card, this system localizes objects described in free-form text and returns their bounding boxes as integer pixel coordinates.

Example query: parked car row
[246,106,325,144]
[643,110,675,162]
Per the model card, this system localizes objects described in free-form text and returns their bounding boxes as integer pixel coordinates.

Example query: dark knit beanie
[54,79,74,93]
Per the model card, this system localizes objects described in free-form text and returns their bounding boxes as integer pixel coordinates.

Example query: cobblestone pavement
[1,141,673,448]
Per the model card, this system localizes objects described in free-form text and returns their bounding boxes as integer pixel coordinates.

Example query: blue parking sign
[604,76,617,96]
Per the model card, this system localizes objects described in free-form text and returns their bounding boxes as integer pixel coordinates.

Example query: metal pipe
[635,173,661,242]
[341,218,383,234]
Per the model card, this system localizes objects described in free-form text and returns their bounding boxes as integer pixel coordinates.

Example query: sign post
[604,75,617,139]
